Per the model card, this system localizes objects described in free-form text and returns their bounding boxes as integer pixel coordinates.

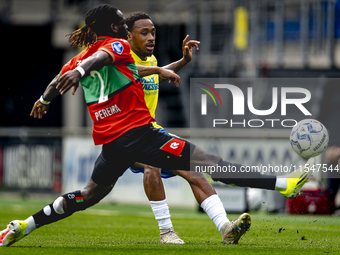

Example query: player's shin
[150,199,173,230]
[32,190,87,228]
[211,160,277,190]
[200,194,230,234]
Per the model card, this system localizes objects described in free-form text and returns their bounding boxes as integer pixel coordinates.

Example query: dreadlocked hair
[67,20,96,48]
[126,12,152,32]
[66,4,120,48]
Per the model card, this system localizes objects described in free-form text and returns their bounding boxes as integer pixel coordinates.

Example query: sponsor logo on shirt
[141,77,159,91]
[111,42,124,54]
[94,104,121,121]
[160,138,186,157]
[170,142,179,149]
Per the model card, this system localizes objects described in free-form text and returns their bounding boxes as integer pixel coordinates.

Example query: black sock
[211,160,276,190]
[33,190,86,228]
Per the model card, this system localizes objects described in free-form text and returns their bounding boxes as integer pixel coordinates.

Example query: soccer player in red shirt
[0,4,313,247]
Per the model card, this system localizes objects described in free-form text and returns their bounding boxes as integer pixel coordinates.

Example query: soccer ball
[290,119,329,158]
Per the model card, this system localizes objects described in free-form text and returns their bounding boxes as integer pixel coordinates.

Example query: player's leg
[191,146,277,189]
[141,164,166,201]
[30,178,114,228]
[128,126,252,244]
[0,142,130,247]
[141,128,313,199]
[140,164,184,244]
[171,170,215,203]
[171,170,231,237]
[141,125,250,242]
[139,128,276,190]
[190,145,314,198]
[172,170,250,243]
[0,178,114,247]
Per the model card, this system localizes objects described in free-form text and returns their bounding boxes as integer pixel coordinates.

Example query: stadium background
[1,0,340,212]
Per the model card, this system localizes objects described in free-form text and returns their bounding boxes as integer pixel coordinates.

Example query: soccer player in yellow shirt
[126,12,243,244]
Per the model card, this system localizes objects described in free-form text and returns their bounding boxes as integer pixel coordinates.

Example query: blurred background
[1,0,340,214]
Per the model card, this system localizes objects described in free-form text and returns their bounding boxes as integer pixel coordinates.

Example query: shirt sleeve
[60,49,87,76]
[60,59,72,76]
[99,39,132,65]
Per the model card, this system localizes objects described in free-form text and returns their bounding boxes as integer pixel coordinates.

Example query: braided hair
[126,12,152,32]
[67,4,120,48]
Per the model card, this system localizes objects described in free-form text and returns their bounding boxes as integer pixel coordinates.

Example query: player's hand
[182,35,200,63]
[56,70,81,95]
[158,68,181,87]
[30,99,49,119]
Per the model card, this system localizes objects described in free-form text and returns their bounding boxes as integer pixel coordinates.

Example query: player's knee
[174,169,202,180]
[79,189,90,203]
[81,184,113,208]
[204,152,222,164]
[193,147,222,165]
[144,165,161,175]
[143,166,162,184]
[180,171,211,187]
[80,188,99,206]
[92,153,125,187]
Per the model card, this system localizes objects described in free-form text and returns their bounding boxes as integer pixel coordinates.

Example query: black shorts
[91,124,195,186]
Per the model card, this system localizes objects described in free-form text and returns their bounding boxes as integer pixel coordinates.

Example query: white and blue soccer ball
[290,119,329,158]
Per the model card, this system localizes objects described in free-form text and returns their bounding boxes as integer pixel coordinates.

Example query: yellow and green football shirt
[130,50,159,119]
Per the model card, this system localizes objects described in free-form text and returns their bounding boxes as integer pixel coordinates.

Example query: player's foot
[279,157,315,198]
[159,227,185,244]
[221,213,251,244]
[0,220,27,247]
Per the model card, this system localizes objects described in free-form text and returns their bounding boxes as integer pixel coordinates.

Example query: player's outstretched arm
[30,74,60,119]
[31,50,112,119]
[137,66,181,87]
[159,35,200,84]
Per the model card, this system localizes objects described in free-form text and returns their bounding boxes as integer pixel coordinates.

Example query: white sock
[200,194,230,234]
[275,178,287,191]
[24,216,36,236]
[149,199,173,230]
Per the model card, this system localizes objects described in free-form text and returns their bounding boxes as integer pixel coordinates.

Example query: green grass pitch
[0,196,339,254]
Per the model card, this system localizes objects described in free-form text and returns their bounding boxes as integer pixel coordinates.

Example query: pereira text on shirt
[94,104,121,121]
